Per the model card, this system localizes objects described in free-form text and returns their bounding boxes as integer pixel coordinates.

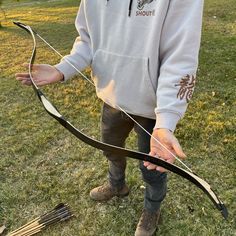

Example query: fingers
[156,156,174,172]
[144,155,168,173]
[145,162,158,170]
[16,63,41,86]
[15,74,30,82]
[16,64,31,85]
[15,72,31,86]
[143,160,167,173]
[22,79,33,86]
[15,73,30,78]
[148,151,175,173]
[145,129,186,173]
[144,151,168,172]
[17,78,32,86]
[144,150,158,170]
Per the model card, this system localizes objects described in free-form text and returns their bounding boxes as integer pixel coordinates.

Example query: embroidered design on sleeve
[175,75,196,103]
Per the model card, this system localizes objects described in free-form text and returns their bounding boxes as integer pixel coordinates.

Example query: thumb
[172,140,186,159]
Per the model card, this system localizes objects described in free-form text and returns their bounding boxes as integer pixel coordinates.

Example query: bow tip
[13,21,20,26]
[220,204,228,220]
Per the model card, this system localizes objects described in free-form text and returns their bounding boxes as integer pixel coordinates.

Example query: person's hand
[15,64,64,86]
[144,128,186,172]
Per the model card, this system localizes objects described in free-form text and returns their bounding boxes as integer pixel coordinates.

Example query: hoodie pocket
[91,49,156,117]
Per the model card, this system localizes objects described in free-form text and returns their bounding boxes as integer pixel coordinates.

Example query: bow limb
[13,21,228,220]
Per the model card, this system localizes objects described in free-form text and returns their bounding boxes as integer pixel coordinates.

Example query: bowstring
[35,32,193,173]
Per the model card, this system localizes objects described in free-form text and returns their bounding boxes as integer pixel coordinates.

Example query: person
[15,0,204,235]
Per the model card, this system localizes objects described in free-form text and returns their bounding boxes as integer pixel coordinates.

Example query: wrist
[54,66,64,82]
[154,112,181,132]
[153,128,172,133]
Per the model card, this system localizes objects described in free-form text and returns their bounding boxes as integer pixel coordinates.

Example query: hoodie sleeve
[55,0,92,81]
[154,0,204,132]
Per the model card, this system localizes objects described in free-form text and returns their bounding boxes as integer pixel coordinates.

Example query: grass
[0,0,235,235]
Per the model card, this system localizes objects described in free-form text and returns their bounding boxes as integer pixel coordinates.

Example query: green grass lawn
[0,0,235,235]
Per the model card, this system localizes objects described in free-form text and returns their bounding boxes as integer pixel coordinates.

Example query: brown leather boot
[89,183,129,201]
[135,209,161,236]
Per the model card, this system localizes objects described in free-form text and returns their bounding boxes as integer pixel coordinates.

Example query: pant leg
[101,103,134,189]
[133,116,167,212]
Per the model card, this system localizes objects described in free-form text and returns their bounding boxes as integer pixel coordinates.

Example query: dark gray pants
[101,103,167,212]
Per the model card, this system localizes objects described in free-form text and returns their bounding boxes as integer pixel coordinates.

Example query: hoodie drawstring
[106,0,133,17]
[128,0,133,17]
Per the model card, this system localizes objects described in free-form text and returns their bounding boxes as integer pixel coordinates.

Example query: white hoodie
[55,0,204,131]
